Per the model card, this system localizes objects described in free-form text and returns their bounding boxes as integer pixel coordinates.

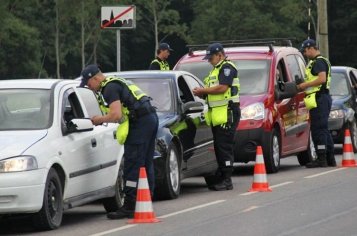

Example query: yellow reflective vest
[304,55,331,95]
[151,59,170,70]
[204,60,240,126]
[97,77,147,144]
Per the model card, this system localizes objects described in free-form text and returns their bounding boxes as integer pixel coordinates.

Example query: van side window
[286,55,304,83]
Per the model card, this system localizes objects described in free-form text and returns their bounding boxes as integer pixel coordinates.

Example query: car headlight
[329,109,344,119]
[0,156,38,173]
[241,102,265,120]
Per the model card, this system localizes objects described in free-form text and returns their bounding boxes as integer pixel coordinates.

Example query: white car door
[58,87,122,199]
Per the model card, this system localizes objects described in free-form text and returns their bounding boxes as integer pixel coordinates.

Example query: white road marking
[159,200,226,218]
[270,181,294,188]
[90,225,137,236]
[240,181,293,196]
[89,200,226,236]
[304,167,347,178]
[240,205,259,213]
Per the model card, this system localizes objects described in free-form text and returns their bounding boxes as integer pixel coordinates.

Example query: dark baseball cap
[80,64,100,87]
[203,43,224,60]
[159,43,173,51]
[299,39,317,52]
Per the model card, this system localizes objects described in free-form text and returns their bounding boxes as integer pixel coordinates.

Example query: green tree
[0,1,42,79]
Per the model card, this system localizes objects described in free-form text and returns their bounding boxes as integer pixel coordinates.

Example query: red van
[174,39,315,173]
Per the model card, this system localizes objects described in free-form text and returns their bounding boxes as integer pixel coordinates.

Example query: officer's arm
[193,84,229,96]
[91,100,122,125]
[298,72,326,90]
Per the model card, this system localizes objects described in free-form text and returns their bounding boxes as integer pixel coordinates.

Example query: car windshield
[125,78,173,112]
[0,89,51,130]
[176,59,270,95]
[330,72,350,96]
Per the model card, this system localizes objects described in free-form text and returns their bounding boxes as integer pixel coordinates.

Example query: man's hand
[91,115,103,125]
[193,87,205,97]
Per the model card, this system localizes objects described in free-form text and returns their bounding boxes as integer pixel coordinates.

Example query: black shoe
[326,154,337,167]
[306,160,328,168]
[107,208,134,219]
[209,178,233,191]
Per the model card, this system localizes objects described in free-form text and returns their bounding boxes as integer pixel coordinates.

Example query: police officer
[79,64,159,219]
[193,43,240,190]
[149,42,173,70]
[297,39,336,167]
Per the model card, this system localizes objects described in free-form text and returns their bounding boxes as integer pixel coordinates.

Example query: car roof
[331,66,354,72]
[177,46,300,64]
[104,70,197,79]
[0,79,78,89]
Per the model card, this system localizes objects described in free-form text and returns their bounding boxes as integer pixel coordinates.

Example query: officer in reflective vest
[79,64,158,219]
[297,39,335,167]
[149,42,173,70]
[193,43,241,191]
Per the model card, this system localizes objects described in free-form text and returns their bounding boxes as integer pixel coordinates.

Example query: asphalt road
[1,154,357,236]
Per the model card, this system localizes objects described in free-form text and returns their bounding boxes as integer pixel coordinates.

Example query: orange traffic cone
[127,167,160,224]
[341,129,357,167]
[249,146,272,192]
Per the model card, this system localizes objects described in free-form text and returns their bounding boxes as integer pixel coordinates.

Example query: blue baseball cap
[299,39,317,52]
[159,43,173,51]
[80,64,100,87]
[203,43,224,60]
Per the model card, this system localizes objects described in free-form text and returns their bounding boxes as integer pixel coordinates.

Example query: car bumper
[0,168,47,214]
[328,118,346,144]
[234,127,271,163]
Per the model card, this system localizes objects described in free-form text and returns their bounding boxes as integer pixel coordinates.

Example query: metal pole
[317,0,329,58]
[117,30,121,71]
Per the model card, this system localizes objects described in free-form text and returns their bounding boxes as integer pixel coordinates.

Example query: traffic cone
[341,129,357,167]
[249,146,272,192]
[127,167,160,224]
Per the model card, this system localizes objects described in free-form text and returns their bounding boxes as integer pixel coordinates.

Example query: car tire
[263,129,280,173]
[32,168,63,230]
[102,160,125,212]
[155,144,181,200]
[297,132,316,165]
[349,120,357,153]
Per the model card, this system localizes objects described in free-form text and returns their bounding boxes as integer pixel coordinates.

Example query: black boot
[210,178,233,191]
[107,198,135,219]
[206,169,224,190]
[326,152,337,167]
[209,167,233,191]
[306,151,328,168]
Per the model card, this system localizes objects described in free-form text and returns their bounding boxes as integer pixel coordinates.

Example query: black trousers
[211,104,240,177]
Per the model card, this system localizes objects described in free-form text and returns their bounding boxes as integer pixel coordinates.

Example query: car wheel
[32,168,63,230]
[155,144,181,200]
[263,129,280,173]
[102,160,124,212]
[297,132,316,165]
[349,120,357,153]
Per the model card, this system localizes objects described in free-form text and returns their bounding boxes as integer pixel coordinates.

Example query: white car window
[76,88,103,118]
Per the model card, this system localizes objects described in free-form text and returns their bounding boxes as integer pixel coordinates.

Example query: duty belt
[129,106,156,120]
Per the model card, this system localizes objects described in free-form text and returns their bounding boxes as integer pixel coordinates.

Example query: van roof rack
[187,38,295,54]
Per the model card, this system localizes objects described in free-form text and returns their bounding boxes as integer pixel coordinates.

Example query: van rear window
[176,60,270,95]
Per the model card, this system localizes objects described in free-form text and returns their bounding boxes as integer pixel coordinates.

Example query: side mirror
[275,82,298,100]
[295,75,304,85]
[67,118,93,133]
[183,101,204,114]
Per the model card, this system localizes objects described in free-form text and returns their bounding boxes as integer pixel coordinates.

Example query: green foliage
[0,15,42,79]
[0,0,356,78]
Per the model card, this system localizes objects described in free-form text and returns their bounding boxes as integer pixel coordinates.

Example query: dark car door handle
[91,138,97,147]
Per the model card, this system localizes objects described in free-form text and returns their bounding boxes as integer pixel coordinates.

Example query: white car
[0,79,124,230]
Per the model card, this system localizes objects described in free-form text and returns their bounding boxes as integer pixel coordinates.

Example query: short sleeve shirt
[311,57,329,76]
[218,61,238,95]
